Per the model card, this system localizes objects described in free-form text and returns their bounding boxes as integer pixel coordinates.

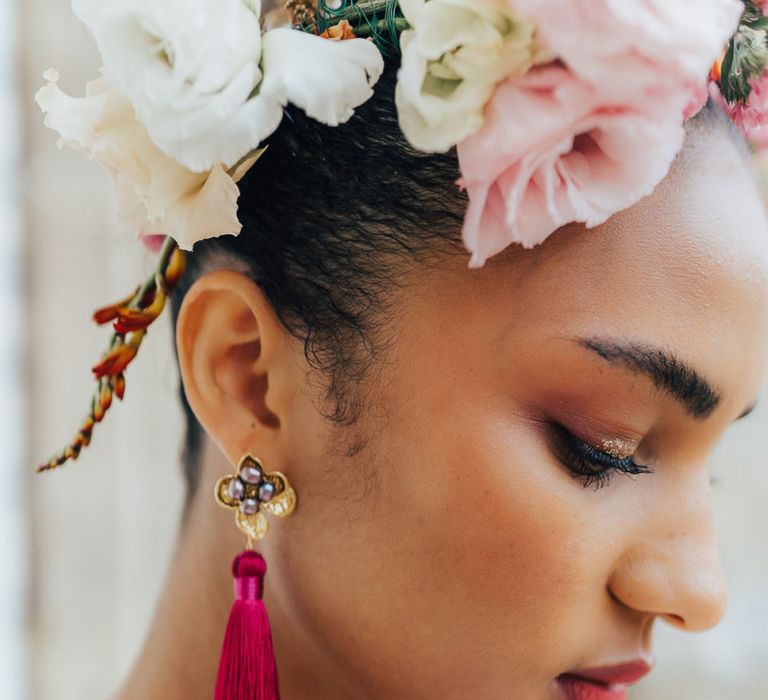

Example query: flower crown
[35,0,768,472]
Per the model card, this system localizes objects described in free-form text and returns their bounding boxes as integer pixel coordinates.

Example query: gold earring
[215,453,297,548]
[212,454,296,698]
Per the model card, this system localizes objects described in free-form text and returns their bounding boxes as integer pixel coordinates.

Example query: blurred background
[0,1,767,698]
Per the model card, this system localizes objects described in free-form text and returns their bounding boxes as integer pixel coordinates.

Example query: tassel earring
[213,454,297,700]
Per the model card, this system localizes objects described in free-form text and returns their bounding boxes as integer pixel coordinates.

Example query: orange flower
[164,246,187,289]
[113,286,167,334]
[711,55,723,82]
[710,43,730,84]
[92,330,146,379]
[93,285,140,325]
[36,239,186,473]
[81,415,95,435]
[77,416,94,447]
[93,397,105,422]
[92,345,133,379]
[114,373,126,401]
[320,20,356,41]
[99,380,113,413]
[37,412,95,472]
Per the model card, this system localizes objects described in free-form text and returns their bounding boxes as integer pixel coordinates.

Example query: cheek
[368,395,613,688]
[269,395,615,697]
[268,339,630,696]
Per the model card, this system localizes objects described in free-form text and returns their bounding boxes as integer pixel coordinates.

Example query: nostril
[660,612,686,629]
[607,585,621,606]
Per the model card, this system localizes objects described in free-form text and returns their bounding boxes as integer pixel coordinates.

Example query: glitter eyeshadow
[598,437,636,459]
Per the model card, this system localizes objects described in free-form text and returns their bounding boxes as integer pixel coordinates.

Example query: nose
[606,472,728,632]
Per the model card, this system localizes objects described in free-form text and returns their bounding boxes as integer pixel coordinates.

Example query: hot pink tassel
[214,550,280,700]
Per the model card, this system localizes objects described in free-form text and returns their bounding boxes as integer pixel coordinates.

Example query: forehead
[468,117,768,413]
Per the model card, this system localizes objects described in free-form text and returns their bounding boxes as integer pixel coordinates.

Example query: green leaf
[720,40,740,104]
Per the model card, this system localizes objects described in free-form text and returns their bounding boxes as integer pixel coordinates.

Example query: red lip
[556,660,652,700]
[556,675,628,700]
[563,660,652,685]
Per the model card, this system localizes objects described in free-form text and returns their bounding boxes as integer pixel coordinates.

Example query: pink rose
[140,233,168,253]
[457,66,688,268]
[514,0,743,100]
[710,72,768,142]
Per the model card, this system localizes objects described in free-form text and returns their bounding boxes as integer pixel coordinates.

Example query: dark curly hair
[170,60,468,498]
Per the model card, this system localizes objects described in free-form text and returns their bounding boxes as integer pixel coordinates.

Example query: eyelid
[550,422,639,461]
[549,423,654,491]
[557,422,642,461]
[545,405,645,455]
[596,436,637,460]
[735,402,757,421]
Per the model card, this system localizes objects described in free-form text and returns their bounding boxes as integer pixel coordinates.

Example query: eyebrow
[576,337,724,420]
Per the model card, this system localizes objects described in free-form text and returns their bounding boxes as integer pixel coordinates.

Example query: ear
[175,269,305,469]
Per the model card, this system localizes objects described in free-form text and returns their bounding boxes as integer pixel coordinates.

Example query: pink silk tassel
[214,550,280,700]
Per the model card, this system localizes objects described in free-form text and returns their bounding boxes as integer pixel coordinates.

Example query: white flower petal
[147,73,284,173]
[261,28,384,127]
[398,0,425,24]
[416,1,509,61]
[35,69,244,250]
[395,33,493,152]
[40,1,390,251]
[164,164,242,251]
[230,147,267,183]
[35,69,111,150]
[396,0,536,152]
[73,0,266,172]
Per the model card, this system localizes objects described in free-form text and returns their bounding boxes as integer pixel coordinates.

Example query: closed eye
[549,423,654,491]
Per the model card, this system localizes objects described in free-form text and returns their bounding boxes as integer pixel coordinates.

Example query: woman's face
[179,123,768,699]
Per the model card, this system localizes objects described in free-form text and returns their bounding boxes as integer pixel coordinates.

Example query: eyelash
[551,424,654,490]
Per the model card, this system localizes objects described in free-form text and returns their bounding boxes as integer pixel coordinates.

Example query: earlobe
[175,269,299,467]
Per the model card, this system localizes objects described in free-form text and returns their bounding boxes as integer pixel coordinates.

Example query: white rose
[72,0,267,173]
[259,27,385,127]
[35,70,256,250]
[396,0,538,153]
[72,0,384,173]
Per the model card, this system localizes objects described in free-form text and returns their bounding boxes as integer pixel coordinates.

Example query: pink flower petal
[514,0,742,101]
[140,234,167,253]
[457,66,687,267]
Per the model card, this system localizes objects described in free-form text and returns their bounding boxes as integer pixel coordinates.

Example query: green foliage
[721,0,768,104]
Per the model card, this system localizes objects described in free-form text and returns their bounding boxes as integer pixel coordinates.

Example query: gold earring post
[215,454,297,548]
